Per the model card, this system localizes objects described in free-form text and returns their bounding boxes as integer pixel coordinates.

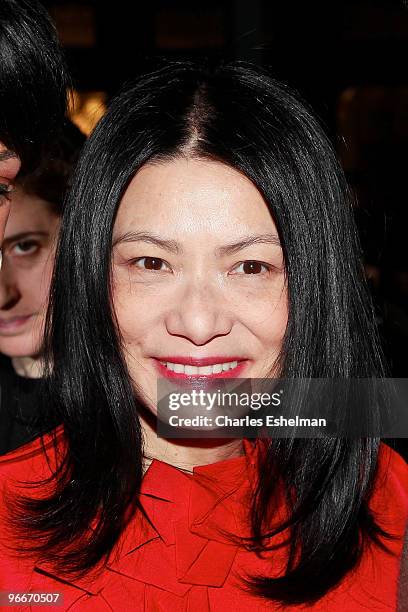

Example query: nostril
[0,290,20,311]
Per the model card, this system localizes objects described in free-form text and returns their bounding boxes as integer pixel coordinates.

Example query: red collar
[34,439,263,595]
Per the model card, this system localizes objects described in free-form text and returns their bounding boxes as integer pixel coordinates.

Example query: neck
[139,405,243,473]
[11,355,44,379]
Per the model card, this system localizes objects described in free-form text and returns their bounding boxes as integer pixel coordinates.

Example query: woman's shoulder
[0,359,54,456]
[0,353,15,374]
[0,426,65,482]
[370,442,408,533]
[377,443,408,490]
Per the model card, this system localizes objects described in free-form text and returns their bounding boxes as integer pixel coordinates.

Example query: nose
[165,276,233,346]
[0,258,21,310]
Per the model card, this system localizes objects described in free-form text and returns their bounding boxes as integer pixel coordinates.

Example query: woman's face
[0,187,60,357]
[112,158,288,409]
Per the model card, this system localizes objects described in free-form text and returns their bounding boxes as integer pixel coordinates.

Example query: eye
[0,183,13,202]
[132,256,170,272]
[12,240,40,256]
[231,260,271,275]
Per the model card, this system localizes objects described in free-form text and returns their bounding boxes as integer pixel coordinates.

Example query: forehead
[114,158,276,238]
[5,188,55,237]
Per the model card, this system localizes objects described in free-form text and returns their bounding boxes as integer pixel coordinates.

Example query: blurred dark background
[40,0,408,456]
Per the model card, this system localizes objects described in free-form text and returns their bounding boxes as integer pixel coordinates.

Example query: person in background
[0,0,68,245]
[0,122,85,455]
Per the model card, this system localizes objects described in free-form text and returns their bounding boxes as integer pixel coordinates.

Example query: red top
[0,432,407,611]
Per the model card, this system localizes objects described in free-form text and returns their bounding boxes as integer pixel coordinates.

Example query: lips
[154,356,248,379]
[0,314,33,334]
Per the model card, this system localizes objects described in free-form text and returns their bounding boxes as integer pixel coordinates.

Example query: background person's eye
[12,240,40,256]
[132,256,170,271]
[0,183,13,202]
[231,260,271,275]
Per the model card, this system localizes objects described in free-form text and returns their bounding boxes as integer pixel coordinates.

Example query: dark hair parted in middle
[17,62,392,605]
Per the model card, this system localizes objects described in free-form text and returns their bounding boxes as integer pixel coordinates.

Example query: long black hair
[16,62,394,605]
[0,0,69,170]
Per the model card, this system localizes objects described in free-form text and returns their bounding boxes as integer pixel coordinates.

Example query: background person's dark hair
[15,121,86,215]
[0,0,69,171]
[15,62,396,606]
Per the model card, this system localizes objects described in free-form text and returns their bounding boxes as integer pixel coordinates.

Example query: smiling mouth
[154,358,247,379]
[160,360,239,375]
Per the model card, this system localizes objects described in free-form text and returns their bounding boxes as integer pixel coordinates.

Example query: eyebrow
[113,231,281,255]
[0,150,18,163]
[2,231,49,248]
[112,231,181,254]
[215,233,281,256]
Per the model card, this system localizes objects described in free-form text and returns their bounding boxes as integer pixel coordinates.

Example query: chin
[0,340,37,360]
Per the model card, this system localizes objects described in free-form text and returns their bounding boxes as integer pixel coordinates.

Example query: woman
[0,122,85,455]
[0,62,406,610]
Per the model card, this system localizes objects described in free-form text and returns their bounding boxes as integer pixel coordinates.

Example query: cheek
[112,279,165,348]
[238,285,288,348]
[20,263,53,308]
